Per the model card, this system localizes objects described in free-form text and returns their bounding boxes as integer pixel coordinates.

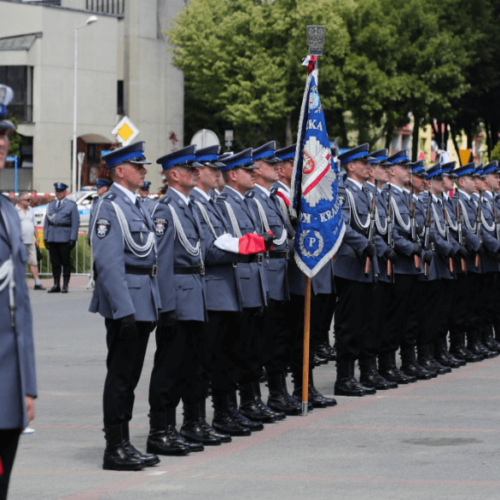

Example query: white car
[33,190,159,227]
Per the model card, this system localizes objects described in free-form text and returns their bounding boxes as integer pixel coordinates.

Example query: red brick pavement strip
[27,276,92,290]
[53,357,500,500]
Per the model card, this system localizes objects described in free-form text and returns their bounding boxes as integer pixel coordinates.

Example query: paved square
[9,287,500,500]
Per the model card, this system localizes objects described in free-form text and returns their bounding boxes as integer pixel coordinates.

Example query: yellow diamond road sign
[112,116,139,146]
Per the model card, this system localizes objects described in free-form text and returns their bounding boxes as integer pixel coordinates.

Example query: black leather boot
[482,325,500,353]
[450,331,482,362]
[349,360,376,395]
[147,411,190,456]
[360,357,393,390]
[61,275,70,293]
[122,422,159,466]
[199,399,231,443]
[254,382,285,420]
[309,370,337,406]
[417,345,439,376]
[402,347,434,380]
[180,403,221,445]
[103,424,145,471]
[380,352,417,384]
[476,328,499,358]
[212,393,251,436]
[281,374,305,410]
[334,361,365,396]
[267,374,301,415]
[434,339,461,368]
[316,343,332,362]
[466,331,486,359]
[228,390,264,431]
[47,276,61,293]
[239,383,277,423]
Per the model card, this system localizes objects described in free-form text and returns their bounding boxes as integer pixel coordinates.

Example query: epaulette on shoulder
[245,191,255,199]
[159,196,171,205]
[216,192,228,201]
[104,192,117,201]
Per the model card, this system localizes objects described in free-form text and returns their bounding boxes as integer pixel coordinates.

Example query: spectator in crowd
[16,193,45,290]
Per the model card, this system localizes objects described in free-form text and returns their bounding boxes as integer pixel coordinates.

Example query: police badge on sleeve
[96,219,110,238]
[154,218,167,236]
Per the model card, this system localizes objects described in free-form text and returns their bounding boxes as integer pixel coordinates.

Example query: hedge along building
[0,0,184,193]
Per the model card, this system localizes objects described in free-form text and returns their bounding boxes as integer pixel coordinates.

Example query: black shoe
[103,424,145,471]
[334,377,366,397]
[483,338,500,353]
[180,421,221,446]
[434,352,460,368]
[360,371,394,390]
[213,414,251,436]
[310,384,337,406]
[199,418,231,443]
[379,367,415,384]
[450,345,482,362]
[467,342,486,358]
[446,350,466,367]
[427,357,452,374]
[350,377,376,395]
[147,412,190,456]
[61,277,69,293]
[228,405,264,431]
[255,395,286,421]
[47,284,61,293]
[416,358,439,377]
[315,344,332,361]
[326,345,337,360]
[267,389,302,415]
[476,341,499,358]
[121,424,160,467]
[401,363,434,380]
[34,283,46,290]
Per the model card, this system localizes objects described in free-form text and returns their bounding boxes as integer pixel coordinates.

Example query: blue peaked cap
[484,161,499,175]
[425,163,443,181]
[455,162,476,177]
[253,141,281,163]
[411,160,427,177]
[387,149,411,166]
[220,148,258,172]
[441,161,456,177]
[337,143,373,165]
[140,181,151,190]
[473,163,484,178]
[369,148,388,165]
[103,141,151,168]
[95,178,111,188]
[276,144,296,162]
[157,145,202,170]
[54,182,68,191]
[195,145,226,168]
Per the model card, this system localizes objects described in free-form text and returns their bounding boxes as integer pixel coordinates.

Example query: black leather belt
[49,222,71,227]
[174,264,205,276]
[268,250,289,260]
[238,254,263,264]
[125,264,158,277]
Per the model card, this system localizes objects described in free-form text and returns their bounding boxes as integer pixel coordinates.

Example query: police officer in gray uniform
[89,141,161,471]
[91,179,112,217]
[43,182,80,293]
[138,180,155,212]
[190,145,273,436]
[0,84,37,500]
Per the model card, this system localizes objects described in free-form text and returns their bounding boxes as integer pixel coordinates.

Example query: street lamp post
[72,15,98,193]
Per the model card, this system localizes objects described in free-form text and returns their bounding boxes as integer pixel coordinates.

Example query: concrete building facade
[0,0,184,193]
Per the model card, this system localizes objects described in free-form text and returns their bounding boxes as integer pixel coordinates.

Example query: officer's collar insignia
[96,219,110,238]
[154,218,167,236]
[159,196,171,205]
[270,187,278,195]
[105,193,116,200]
[245,191,255,198]
[217,192,228,201]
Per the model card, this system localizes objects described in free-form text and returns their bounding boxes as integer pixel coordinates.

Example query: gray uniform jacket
[139,196,155,213]
[477,192,500,273]
[89,184,161,321]
[216,188,268,308]
[190,188,245,312]
[334,178,382,282]
[0,194,37,429]
[151,188,207,321]
[249,184,290,302]
[43,197,80,242]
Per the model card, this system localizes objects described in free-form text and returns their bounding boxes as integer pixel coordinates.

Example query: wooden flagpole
[302,276,312,416]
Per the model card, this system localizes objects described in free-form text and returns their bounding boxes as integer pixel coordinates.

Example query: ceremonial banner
[290,68,345,278]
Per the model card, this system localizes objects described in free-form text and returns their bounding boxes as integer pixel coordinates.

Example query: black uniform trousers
[360,280,388,361]
[334,277,375,368]
[449,273,481,335]
[103,319,153,426]
[380,274,419,355]
[262,299,289,377]
[149,320,204,412]
[438,278,455,344]
[48,242,72,279]
[0,429,21,500]
[312,292,336,348]
[201,310,239,397]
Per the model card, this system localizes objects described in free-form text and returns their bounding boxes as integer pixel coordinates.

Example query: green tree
[166,0,351,147]
[7,116,21,158]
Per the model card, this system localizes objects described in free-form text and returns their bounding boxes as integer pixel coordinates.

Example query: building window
[0,66,33,124]
[86,0,124,14]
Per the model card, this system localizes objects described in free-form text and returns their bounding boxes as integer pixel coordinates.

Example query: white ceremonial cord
[459,200,477,232]
[366,191,387,235]
[431,204,447,238]
[223,202,243,238]
[480,206,495,232]
[253,198,287,246]
[111,201,155,257]
[168,205,201,257]
[0,257,15,321]
[444,205,458,231]
[276,196,295,237]
[390,198,411,232]
[194,201,218,239]
[345,189,370,230]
